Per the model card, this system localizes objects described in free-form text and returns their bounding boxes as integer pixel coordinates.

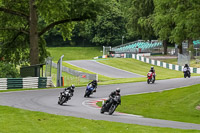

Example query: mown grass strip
[0,105,199,133]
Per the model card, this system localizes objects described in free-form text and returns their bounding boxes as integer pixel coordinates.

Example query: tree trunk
[188,38,194,59]
[29,0,39,65]
[163,40,167,55]
[178,43,182,54]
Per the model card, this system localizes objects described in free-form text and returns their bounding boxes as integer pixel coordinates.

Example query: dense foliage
[0,62,19,78]
[0,0,107,65]
[0,0,200,65]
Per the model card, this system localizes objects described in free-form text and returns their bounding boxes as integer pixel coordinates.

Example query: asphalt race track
[65,60,144,78]
[1,77,200,130]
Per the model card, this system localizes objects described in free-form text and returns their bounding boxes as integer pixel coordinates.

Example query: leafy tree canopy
[0,0,107,65]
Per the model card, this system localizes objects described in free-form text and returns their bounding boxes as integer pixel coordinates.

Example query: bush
[0,62,20,78]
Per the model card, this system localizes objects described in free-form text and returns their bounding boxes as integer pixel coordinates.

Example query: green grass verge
[51,67,89,87]
[97,84,200,124]
[62,62,115,82]
[47,47,102,61]
[0,105,199,133]
[98,58,200,80]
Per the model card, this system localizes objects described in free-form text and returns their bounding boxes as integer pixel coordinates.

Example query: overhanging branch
[0,7,29,20]
[39,16,91,36]
[0,27,29,34]
[4,32,23,45]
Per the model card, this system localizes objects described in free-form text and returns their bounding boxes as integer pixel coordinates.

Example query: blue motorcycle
[84,84,95,97]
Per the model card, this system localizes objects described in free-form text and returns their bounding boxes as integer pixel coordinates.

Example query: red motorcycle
[147,72,155,84]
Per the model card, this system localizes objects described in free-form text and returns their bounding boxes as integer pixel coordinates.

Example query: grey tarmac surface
[65,60,144,78]
[1,77,200,130]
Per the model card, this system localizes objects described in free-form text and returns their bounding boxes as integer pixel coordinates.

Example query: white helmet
[116,88,120,93]
[71,84,75,89]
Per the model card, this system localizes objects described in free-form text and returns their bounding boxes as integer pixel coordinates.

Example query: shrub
[0,62,20,78]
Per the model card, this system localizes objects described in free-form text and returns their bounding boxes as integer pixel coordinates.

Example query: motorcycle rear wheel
[100,108,104,114]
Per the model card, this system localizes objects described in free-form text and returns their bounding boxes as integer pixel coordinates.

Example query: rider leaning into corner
[106,88,121,105]
[149,66,156,79]
[88,80,98,92]
[62,84,75,98]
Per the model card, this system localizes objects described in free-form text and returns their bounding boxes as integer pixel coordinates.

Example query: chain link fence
[45,57,53,77]
[52,62,97,81]
[178,53,191,66]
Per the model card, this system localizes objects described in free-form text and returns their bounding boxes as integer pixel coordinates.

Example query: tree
[127,0,155,40]
[81,0,127,46]
[153,0,200,54]
[152,0,175,54]
[0,0,107,65]
[170,0,200,56]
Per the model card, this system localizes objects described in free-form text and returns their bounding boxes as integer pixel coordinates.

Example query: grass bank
[47,47,102,61]
[0,105,199,133]
[97,84,200,124]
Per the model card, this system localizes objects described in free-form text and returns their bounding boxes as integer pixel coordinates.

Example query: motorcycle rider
[62,84,75,99]
[149,66,156,79]
[106,88,121,105]
[149,66,155,73]
[183,64,191,75]
[87,80,98,92]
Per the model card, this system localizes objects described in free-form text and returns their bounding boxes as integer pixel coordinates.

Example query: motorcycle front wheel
[147,79,150,84]
[60,96,66,105]
[108,104,116,115]
[100,106,105,114]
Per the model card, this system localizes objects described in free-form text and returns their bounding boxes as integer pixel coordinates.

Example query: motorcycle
[147,72,155,84]
[100,95,121,115]
[84,84,95,97]
[183,69,191,78]
[58,90,71,105]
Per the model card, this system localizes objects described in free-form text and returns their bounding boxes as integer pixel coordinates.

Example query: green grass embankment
[47,47,102,61]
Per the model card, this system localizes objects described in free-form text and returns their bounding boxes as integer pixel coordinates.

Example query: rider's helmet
[71,84,75,89]
[93,80,97,83]
[151,66,154,69]
[116,88,120,94]
[185,64,188,68]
